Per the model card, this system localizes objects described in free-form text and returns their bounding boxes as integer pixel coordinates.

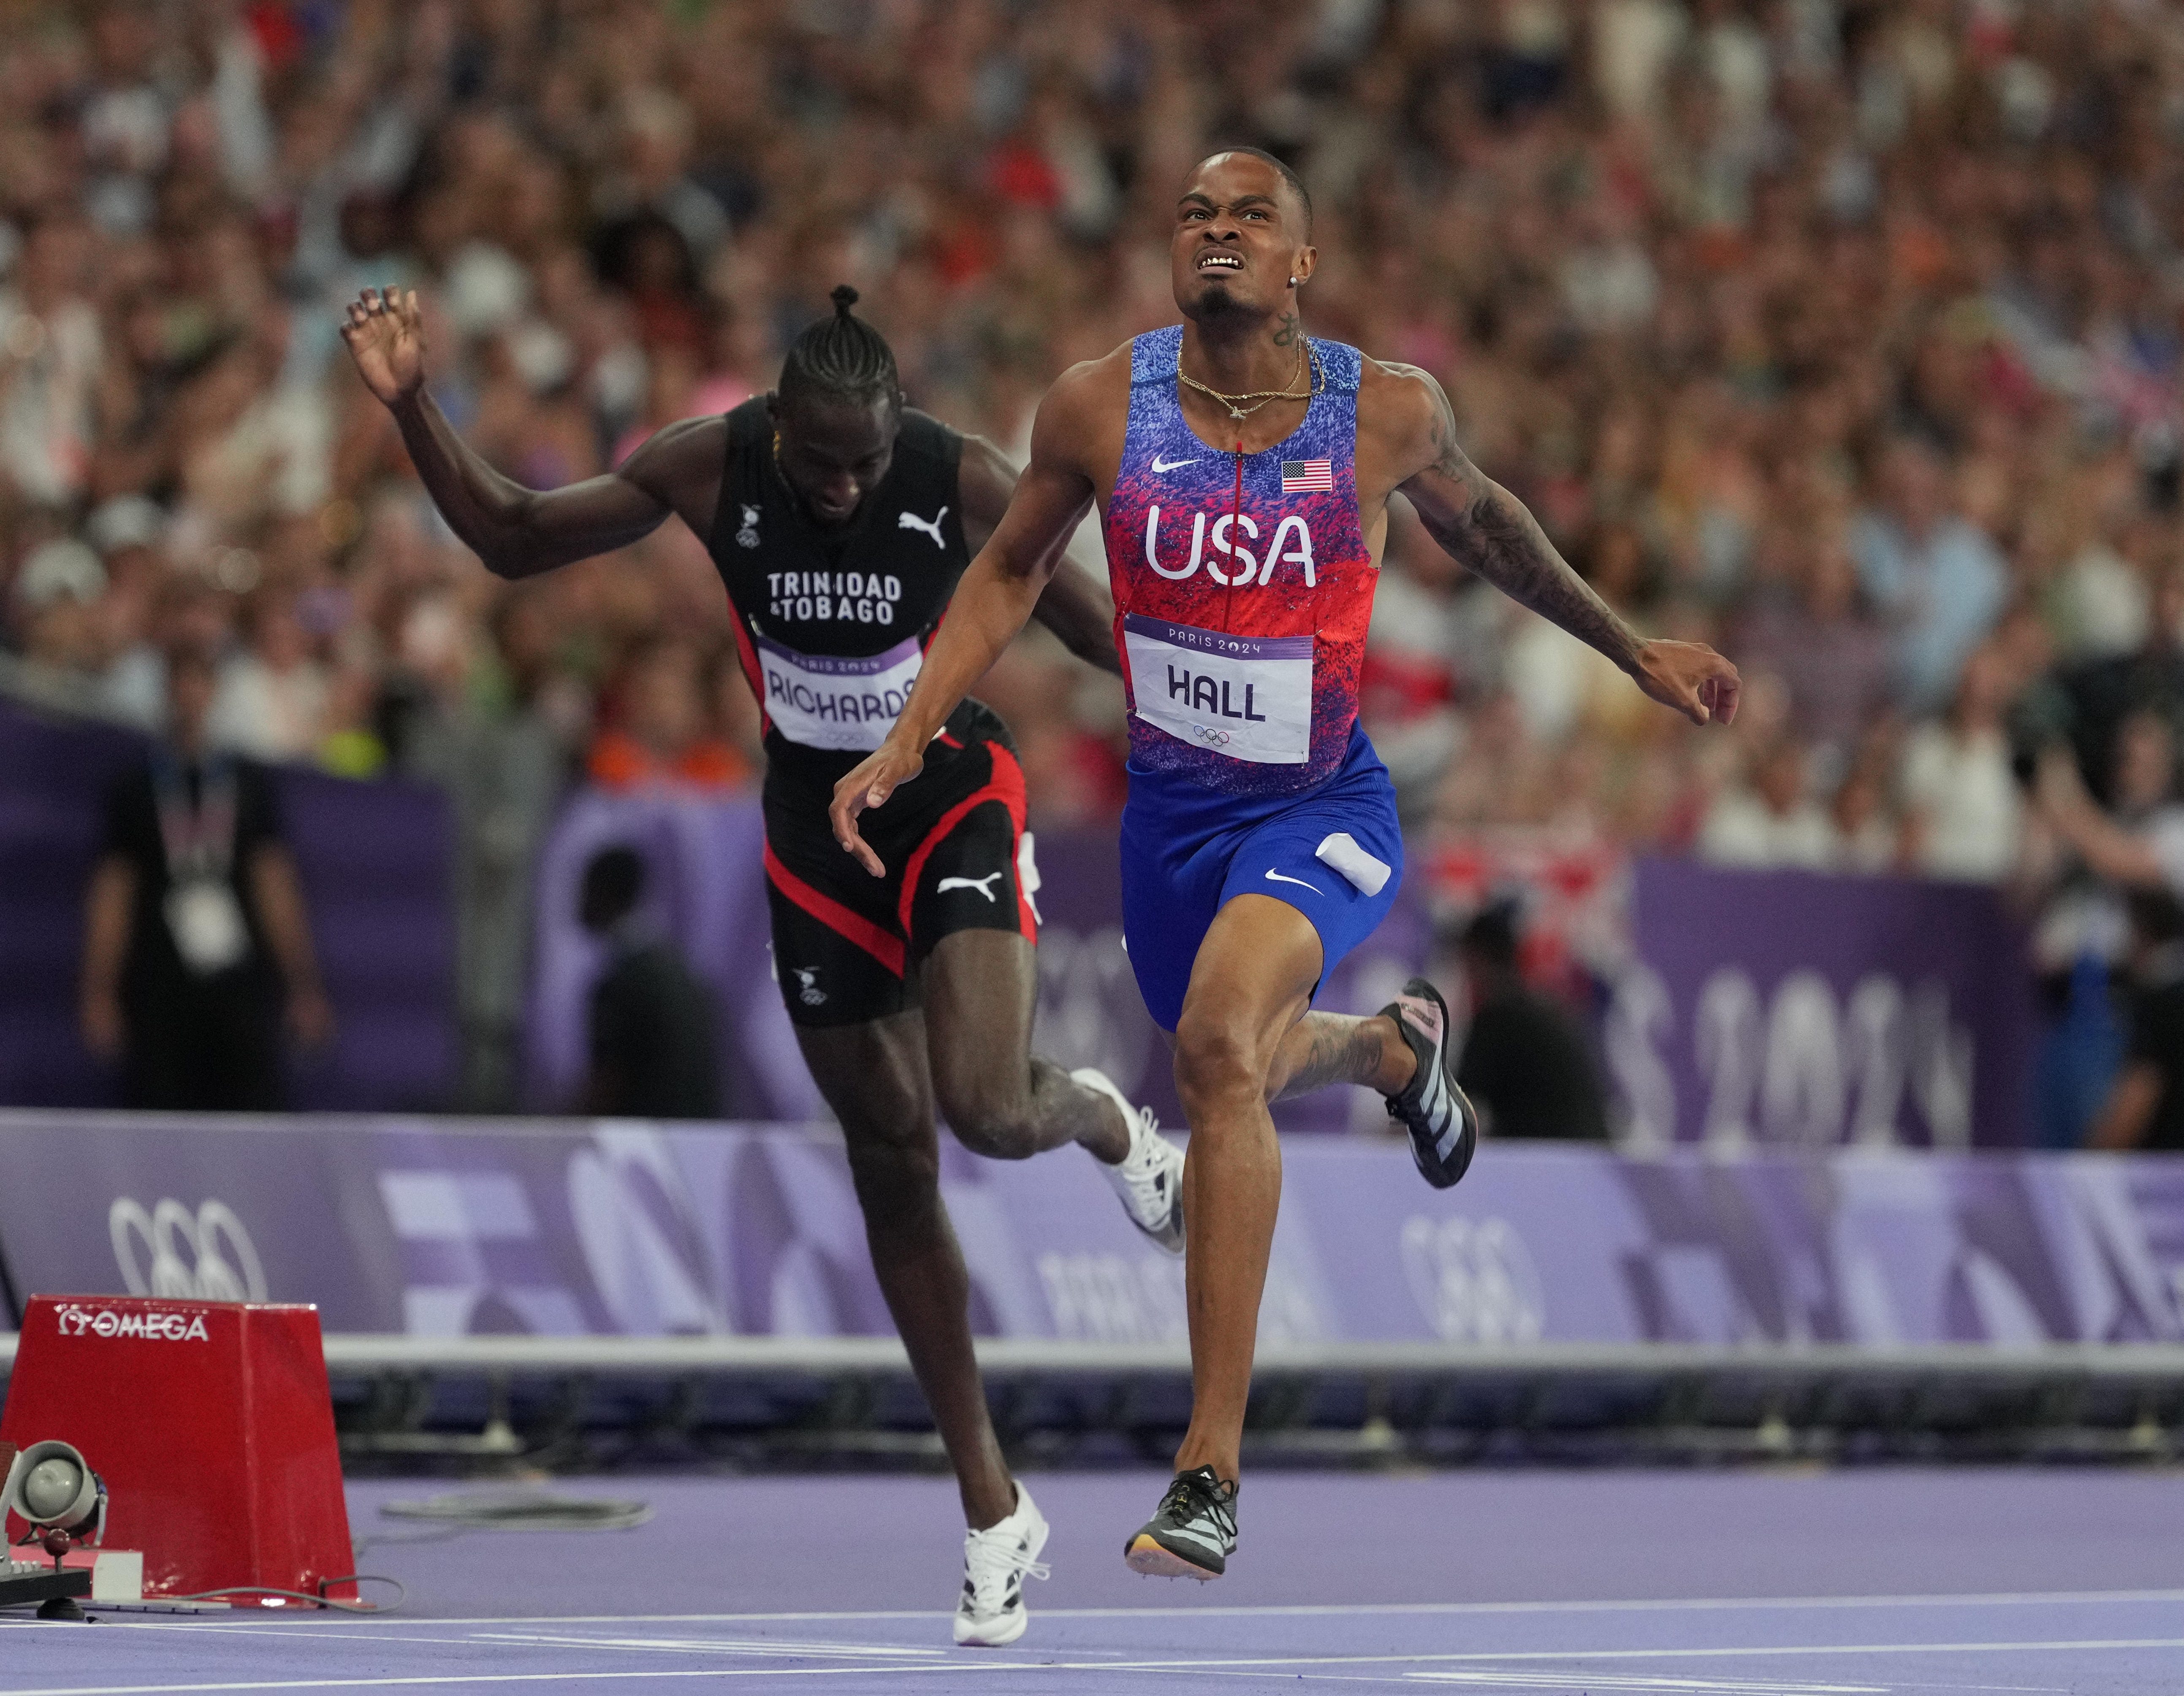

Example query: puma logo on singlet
[937,872,1004,902]
[897,506,949,549]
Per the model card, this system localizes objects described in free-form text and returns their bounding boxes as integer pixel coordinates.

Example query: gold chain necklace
[1176,342,1321,421]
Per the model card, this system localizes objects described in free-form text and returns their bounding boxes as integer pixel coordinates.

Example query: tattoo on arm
[1411,380,1641,671]
[1272,311,1301,348]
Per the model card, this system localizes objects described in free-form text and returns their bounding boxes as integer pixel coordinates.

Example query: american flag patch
[1281,459,1334,493]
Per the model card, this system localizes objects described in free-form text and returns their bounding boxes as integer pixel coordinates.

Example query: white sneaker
[953,1481,1050,1647]
[1072,1067,1186,1255]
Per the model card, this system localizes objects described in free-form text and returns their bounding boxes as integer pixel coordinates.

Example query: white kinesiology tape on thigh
[1313,832,1391,897]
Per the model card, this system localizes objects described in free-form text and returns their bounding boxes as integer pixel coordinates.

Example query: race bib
[1123,614,1312,765]
[755,633,922,752]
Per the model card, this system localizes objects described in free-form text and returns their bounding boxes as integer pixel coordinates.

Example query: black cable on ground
[168,1574,405,1614]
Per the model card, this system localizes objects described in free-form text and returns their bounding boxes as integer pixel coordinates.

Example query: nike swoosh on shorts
[1264,870,1322,894]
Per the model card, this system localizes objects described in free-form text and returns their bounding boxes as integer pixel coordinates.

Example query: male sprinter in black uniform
[342,283,1184,1647]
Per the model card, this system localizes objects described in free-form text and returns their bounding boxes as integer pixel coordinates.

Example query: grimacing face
[766,389,900,527]
[1171,153,1316,325]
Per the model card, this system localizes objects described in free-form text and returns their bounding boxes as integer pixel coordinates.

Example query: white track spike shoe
[953,1481,1050,1647]
[1072,1067,1186,1255]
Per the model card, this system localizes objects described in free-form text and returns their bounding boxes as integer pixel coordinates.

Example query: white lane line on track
[0,1670,1048,1695]
[470,1634,944,1658]
[1123,1675,2060,1695]
[1398,1680,2061,1696]
[1085,1639,2184,1672]
[85,1589,2184,1630]
[1404,1675,1881,1692]
[56,1623,1136,1662]
[1,1638,2179,1695]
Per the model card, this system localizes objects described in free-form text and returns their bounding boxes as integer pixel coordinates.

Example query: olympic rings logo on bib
[1191,725,1232,746]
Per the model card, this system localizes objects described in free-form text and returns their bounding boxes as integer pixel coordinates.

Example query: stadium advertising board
[0,1115,2175,1347]
[1614,857,2037,1150]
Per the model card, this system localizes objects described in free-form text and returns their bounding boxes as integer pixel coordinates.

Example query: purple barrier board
[525,795,1432,1132]
[1611,857,2037,1150]
[0,701,456,1112]
[2,1112,2178,1346]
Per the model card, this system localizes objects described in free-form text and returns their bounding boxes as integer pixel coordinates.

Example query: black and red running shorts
[762,706,1038,1028]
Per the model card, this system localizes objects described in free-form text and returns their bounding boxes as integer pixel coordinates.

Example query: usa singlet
[1101,327,1405,1032]
[1101,325,1376,798]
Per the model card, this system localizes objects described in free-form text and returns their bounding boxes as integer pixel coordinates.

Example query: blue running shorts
[1119,723,1405,1032]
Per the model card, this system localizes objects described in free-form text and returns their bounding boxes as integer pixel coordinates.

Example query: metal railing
[13,1332,2181,1465]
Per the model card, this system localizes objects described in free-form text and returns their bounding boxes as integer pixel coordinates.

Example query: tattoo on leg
[1272,1014,1386,1101]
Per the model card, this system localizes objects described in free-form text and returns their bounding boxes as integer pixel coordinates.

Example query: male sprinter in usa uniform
[832,151,1741,1579]
[342,285,1186,1645]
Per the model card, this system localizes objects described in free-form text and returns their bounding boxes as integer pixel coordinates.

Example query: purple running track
[0,1468,2179,1694]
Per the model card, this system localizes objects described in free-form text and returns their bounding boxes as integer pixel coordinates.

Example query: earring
[1288,276,1298,288]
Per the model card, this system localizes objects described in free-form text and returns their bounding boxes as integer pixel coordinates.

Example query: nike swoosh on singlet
[1264,870,1323,895]
[1150,453,1200,473]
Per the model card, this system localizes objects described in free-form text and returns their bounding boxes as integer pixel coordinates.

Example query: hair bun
[830,284,859,317]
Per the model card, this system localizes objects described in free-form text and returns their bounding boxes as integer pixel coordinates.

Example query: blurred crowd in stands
[4,0,2184,1135]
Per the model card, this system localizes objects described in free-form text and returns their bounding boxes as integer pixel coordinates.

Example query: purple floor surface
[1,1468,2181,1693]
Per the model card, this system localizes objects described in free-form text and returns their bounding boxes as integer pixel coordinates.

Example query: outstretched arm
[341,286,687,578]
[829,370,1104,873]
[958,434,1120,676]
[1379,363,1739,727]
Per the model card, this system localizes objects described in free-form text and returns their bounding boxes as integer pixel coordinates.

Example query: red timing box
[1,1296,355,1602]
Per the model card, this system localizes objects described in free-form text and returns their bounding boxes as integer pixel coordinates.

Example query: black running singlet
[708,397,985,791]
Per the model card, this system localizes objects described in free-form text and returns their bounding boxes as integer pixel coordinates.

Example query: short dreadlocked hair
[778,285,901,410]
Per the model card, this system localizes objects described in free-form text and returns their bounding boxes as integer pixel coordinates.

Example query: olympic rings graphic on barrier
[1398,1214,1544,1344]
[109,1197,269,1302]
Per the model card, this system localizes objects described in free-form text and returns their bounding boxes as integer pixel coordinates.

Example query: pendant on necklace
[1228,405,1244,420]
